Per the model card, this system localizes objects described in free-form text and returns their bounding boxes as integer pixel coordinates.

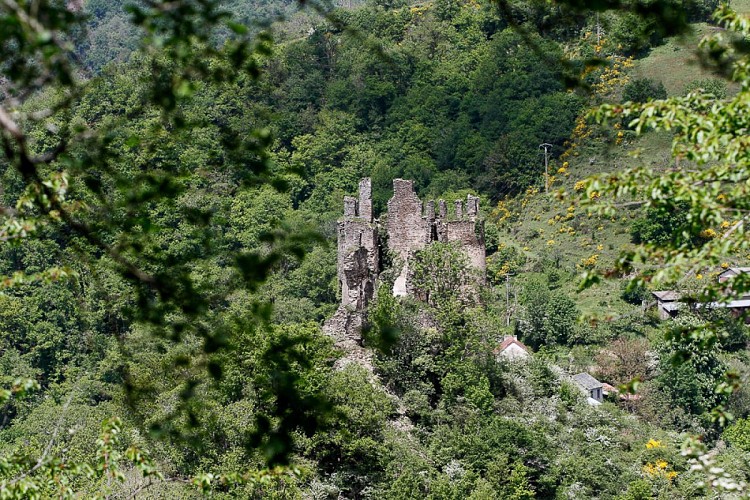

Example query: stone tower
[324,178,379,348]
[338,178,379,312]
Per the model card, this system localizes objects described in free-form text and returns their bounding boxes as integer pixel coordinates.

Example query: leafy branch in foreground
[0,380,303,498]
[582,4,750,291]
[575,3,750,427]
[0,0,342,468]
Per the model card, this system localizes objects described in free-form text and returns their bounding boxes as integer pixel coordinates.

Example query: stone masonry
[324,178,485,346]
[338,178,379,313]
[387,179,430,296]
[387,179,485,296]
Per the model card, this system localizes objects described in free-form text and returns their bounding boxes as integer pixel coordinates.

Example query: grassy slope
[633,23,725,96]
[634,0,750,95]
[494,18,729,320]
[734,0,750,13]
[494,138,643,320]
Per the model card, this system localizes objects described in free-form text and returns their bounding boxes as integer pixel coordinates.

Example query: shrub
[620,280,648,305]
[724,418,750,452]
[487,244,526,284]
[517,277,580,348]
[622,78,667,103]
[684,0,720,22]
[683,78,727,99]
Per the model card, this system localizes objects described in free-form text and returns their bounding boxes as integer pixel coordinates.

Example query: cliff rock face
[324,178,485,351]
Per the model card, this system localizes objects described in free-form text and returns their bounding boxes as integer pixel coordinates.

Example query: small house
[651,290,682,320]
[572,372,604,404]
[718,267,750,283]
[494,336,531,361]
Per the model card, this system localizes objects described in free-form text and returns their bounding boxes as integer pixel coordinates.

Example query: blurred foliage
[683,77,728,99]
[1,0,749,496]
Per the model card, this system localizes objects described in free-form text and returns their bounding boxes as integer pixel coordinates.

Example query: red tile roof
[493,336,529,355]
[602,383,618,393]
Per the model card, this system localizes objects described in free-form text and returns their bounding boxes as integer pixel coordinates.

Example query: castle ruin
[324,178,485,347]
[387,179,485,297]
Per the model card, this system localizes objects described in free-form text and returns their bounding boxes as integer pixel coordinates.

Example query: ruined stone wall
[445,221,485,273]
[338,225,377,308]
[324,178,378,364]
[386,179,431,296]
[443,195,485,277]
[385,180,486,295]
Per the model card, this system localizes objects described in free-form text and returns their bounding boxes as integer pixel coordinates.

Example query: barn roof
[572,372,602,391]
[700,299,750,309]
[719,267,750,277]
[652,290,681,301]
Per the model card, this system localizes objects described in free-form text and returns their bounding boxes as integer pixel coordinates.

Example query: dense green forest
[3,0,750,497]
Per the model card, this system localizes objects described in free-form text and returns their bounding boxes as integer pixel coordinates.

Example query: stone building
[387,179,485,297]
[572,372,604,405]
[324,178,486,345]
[650,267,750,322]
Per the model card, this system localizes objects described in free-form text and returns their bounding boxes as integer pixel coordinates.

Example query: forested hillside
[2,0,750,497]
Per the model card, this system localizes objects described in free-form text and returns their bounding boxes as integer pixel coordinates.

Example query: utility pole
[539,143,552,194]
[596,13,602,45]
[505,273,514,326]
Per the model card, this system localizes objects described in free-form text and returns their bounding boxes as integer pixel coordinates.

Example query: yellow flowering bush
[580,254,599,269]
[641,440,678,481]
[492,199,511,224]
[643,460,678,481]
[645,439,662,449]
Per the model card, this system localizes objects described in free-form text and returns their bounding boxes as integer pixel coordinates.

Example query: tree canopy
[3,0,750,497]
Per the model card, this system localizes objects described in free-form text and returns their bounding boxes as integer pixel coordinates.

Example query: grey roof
[572,373,602,390]
[720,267,750,277]
[652,290,681,302]
[701,299,750,309]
